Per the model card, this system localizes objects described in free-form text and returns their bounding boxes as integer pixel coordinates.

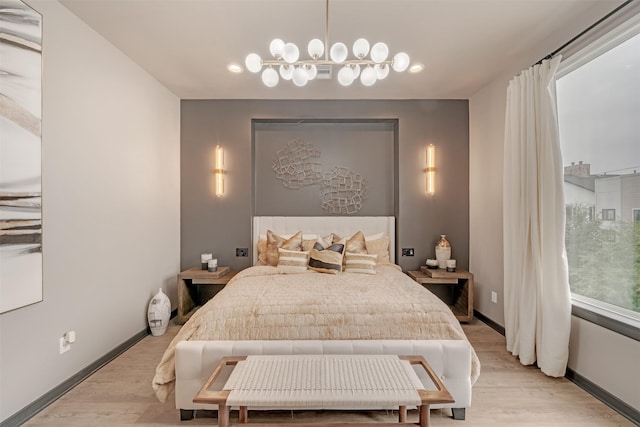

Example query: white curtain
[503,56,571,377]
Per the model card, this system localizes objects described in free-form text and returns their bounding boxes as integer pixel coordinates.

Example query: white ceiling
[59,0,624,100]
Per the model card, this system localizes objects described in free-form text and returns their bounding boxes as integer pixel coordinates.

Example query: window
[601,209,616,221]
[557,16,640,333]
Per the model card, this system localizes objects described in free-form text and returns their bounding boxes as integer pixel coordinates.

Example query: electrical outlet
[59,337,70,354]
[491,291,498,304]
[236,248,248,257]
[401,248,415,257]
[59,330,76,354]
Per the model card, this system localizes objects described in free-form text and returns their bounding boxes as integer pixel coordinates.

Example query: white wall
[564,183,596,206]
[469,70,511,326]
[595,176,623,219]
[0,1,180,422]
[469,4,640,412]
[569,317,640,410]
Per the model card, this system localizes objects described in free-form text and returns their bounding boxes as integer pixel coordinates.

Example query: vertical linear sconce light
[426,144,436,195]
[214,145,224,197]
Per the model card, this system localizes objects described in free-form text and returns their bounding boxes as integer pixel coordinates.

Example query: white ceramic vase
[148,288,171,336]
[435,234,452,269]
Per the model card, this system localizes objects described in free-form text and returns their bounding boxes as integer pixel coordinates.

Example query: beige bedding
[152,264,480,402]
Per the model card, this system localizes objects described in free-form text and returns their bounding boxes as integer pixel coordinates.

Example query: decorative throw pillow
[308,238,345,274]
[266,230,302,266]
[302,233,334,251]
[344,252,378,274]
[257,238,268,265]
[302,238,319,252]
[365,236,391,264]
[332,231,368,255]
[277,248,309,273]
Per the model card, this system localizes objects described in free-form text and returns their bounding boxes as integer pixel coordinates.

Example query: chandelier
[244,0,410,88]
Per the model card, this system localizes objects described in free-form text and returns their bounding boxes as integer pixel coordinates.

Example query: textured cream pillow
[266,230,303,266]
[308,238,345,274]
[277,248,309,273]
[365,236,390,264]
[344,252,378,274]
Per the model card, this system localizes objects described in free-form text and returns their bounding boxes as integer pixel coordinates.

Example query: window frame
[572,295,640,341]
[558,13,640,342]
[601,208,616,221]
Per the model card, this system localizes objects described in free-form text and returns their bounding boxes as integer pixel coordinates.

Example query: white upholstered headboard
[252,216,396,265]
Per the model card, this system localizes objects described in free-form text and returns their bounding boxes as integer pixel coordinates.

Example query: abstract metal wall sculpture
[272,139,368,214]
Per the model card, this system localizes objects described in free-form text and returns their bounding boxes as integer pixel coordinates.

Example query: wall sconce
[426,144,436,195]
[214,145,224,197]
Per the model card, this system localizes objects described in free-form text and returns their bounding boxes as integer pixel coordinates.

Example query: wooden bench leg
[399,406,407,423]
[217,404,230,427]
[239,406,248,423]
[419,404,430,427]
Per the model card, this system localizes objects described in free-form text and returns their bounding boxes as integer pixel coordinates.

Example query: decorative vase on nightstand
[435,234,451,269]
[147,288,171,336]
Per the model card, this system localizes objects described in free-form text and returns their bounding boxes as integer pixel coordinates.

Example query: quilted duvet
[152,264,480,402]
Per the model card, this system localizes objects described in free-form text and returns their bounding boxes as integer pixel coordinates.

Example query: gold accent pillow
[265,230,303,266]
[302,238,319,252]
[333,231,368,254]
[344,252,378,274]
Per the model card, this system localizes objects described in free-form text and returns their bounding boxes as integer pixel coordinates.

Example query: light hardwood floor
[24,319,633,426]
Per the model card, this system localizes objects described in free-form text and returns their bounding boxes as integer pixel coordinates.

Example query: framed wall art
[0,0,43,313]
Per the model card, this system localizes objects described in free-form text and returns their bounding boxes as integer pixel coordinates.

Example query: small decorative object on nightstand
[200,253,213,270]
[435,234,451,269]
[425,259,439,269]
[446,259,456,272]
[177,267,238,324]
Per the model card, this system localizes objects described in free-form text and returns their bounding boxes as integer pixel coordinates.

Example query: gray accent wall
[254,120,396,216]
[181,100,469,273]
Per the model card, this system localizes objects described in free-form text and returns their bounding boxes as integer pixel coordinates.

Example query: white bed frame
[174,216,472,421]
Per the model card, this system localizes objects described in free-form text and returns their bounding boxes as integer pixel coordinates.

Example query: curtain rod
[534,0,636,66]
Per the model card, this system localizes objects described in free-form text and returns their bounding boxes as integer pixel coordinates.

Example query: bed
[152,216,480,421]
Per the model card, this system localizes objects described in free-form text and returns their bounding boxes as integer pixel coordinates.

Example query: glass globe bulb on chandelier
[244,0,410,88]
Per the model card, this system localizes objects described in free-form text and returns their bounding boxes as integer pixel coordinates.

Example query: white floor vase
[148,288,170,336]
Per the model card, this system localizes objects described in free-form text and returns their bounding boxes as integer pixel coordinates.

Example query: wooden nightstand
[407,267,474,322]
[177,267,238,324]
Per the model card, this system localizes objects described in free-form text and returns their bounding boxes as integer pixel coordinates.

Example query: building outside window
[557,17,640,329]
[602,208,616,221]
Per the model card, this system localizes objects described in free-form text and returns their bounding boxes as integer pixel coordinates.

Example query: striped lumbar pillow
[277,248,309,273]
[308,239,345,274]
[344,252,378,274]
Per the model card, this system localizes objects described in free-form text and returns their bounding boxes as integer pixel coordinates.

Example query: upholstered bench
[193,354,453,427]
